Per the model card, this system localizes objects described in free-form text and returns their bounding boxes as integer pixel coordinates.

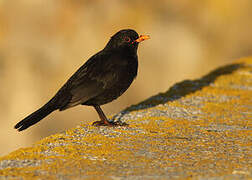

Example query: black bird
[15,29,150,131]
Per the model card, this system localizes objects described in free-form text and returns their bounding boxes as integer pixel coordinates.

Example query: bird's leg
[92,105,111,126]
[92,105,128,126]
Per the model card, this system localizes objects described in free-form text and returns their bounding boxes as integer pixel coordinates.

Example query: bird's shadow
[112,63,244,122]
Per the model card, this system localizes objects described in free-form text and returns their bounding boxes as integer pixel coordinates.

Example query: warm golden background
[0,0,251,155]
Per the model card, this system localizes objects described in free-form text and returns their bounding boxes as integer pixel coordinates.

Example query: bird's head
[104,29,150,53]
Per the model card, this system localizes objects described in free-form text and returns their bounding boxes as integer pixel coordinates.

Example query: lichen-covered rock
[0,57,251,179]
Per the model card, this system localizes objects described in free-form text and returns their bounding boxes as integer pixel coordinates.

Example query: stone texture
[0,57,251,179]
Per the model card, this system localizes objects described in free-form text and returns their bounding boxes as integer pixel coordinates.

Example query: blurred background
[0,0,251,155]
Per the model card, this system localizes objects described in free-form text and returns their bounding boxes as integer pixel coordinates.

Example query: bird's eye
[124,37,131,43]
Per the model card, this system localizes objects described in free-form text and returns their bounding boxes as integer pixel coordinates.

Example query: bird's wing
[59,51,121,110]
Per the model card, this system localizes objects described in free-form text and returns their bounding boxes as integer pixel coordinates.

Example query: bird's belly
[84,72,135,105]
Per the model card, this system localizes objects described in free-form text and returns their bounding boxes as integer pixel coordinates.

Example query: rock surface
[0,57,251,179]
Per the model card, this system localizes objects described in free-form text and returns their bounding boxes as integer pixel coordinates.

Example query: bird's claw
[92,120,128,127]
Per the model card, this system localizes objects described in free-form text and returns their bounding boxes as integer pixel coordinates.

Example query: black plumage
[14,29,149,131]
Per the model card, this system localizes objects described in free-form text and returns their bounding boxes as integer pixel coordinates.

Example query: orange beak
[135,35,150,43]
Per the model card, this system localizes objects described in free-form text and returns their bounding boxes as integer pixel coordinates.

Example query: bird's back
[56,50,138,109]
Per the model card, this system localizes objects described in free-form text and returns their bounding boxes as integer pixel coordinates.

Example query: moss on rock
[0,57,251,179]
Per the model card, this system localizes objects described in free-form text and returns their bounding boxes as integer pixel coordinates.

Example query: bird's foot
[92,120,128,127]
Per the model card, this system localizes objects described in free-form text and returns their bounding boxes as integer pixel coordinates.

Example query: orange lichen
[0,57,251,179]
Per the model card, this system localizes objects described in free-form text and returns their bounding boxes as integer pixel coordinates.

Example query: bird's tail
[14,100,57,131]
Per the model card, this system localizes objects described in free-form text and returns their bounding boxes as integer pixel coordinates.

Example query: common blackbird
[14,29,150,131]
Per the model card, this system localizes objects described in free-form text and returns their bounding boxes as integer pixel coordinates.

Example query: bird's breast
[84,56,138,106]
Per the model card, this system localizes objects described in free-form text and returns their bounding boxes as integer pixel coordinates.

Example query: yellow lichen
[0,57,251,179]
